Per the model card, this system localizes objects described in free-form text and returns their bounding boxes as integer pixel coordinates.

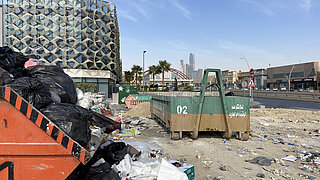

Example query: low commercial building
[254,69,267,89]
[267,62,320,90]
[222,70,237,89]
[237,69,267,89]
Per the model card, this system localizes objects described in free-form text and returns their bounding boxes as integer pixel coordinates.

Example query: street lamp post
[287,65,295,92]
[240,56,253,101]
[142,50,146,93]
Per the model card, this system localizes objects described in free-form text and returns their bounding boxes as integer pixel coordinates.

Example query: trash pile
[68,101,193,179]
[1,47,194,179]
[69,140,190,180]
[0,46,120,149]
[76,88,110,111]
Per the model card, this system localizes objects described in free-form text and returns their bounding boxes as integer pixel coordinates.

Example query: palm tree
[131,65,142,86]
[158,60,171,90]
[148,65,161,86]
[124,71,134,85]
[137,72,143,86]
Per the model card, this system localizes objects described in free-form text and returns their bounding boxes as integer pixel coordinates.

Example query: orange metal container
[0,87,95,179]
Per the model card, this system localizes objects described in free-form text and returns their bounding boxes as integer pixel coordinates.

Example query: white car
[272,87,278,91]
[280,87,286,91]
[265,88,270,91]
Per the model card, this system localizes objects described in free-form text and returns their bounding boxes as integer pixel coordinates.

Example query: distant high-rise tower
[180,60,185,74]
[185,64,191,78]
[189,53,195,72]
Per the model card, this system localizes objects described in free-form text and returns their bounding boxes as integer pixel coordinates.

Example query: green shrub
[75,83,97,92]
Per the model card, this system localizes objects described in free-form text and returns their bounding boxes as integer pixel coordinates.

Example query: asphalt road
[253,97,320,110]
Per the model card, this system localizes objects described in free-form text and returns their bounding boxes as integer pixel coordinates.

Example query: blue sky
[113,0,320,72]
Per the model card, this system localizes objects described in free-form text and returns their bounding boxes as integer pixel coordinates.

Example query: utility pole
[142,50,146,93]
[287,65,295,92]
[240,55,253,101]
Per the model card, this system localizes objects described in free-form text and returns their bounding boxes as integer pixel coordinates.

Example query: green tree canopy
[158,60,171,90]
[131,65,142,86]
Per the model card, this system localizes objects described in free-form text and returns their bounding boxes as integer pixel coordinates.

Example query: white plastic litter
[92,158,106,167]
[282,155,297,162]
[122,140,161,163]
[115,154,160,180]
[76,88,84,100]
[77,98,93,110]
[157,159,188,180]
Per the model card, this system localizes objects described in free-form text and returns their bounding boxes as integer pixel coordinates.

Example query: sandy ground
[119,107,320,180]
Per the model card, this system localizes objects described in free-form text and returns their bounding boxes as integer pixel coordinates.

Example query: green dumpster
[151,69,250,140]
[131,94,152,102]
[118,85,138,104]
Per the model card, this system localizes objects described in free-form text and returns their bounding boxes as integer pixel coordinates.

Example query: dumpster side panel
[0,156,79,180]
[169,96,250,132]
[151,95,171,127]
[0,100,81,179]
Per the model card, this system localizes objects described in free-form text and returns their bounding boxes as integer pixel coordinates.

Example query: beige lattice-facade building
[4,0,121,97]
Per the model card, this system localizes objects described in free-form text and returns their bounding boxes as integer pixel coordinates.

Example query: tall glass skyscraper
[4,0,121,97]
[189,53,195,72]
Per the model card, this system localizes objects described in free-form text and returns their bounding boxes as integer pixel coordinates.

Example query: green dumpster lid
[131,94,151,101]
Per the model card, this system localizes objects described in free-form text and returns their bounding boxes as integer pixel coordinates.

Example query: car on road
[265,88,270,91]
[272,87,278,91]
[280,87,287,91]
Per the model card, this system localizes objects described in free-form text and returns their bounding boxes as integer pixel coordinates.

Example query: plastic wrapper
[77,98,94,110]
[24,58,40,68]
[115,154,160,180]
[158,159,188,180]
[6,77,53,109]
[76,88,84,100]
[122,140,161,164]
[26,65,77,104]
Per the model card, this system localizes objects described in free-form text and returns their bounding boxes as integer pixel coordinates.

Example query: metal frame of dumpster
[151,69,250,140]
[0,87,101,179]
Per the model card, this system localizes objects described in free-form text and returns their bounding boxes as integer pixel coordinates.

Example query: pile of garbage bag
[68,141,189,180]
[0,46,120,148]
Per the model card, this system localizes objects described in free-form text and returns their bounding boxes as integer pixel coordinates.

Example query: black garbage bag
[249,156,272,166]
[84,162,120,180]
[91,142,128,166]
[0,46,29,71]
[0,67,13,85]
[91,112,121,133]
[26,65,77,104]
[41,103,91,147]
[67,162,120,180]
[6,77,53,109]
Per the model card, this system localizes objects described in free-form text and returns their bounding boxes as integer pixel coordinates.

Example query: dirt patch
[132,108,320,179]
[123,102,151,117]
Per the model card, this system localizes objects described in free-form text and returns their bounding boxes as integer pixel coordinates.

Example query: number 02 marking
[177,105,188,114]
